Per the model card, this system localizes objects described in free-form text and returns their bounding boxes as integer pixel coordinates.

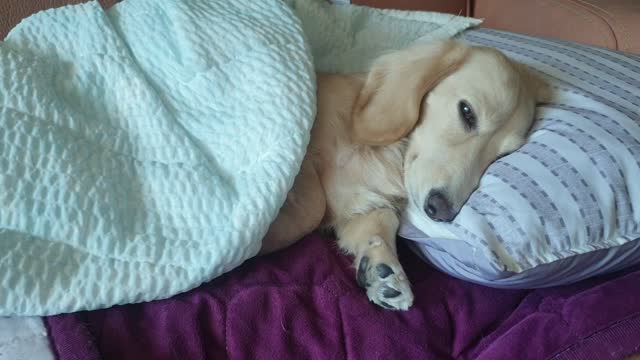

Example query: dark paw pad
[376,264,394,279]
[382,286,401,298]
[357,256,370,288]
[378,301,394,309]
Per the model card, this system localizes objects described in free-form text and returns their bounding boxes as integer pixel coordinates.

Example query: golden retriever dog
[260,40,547,310]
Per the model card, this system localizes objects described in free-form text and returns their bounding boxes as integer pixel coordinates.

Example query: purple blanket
[46,234,640,359]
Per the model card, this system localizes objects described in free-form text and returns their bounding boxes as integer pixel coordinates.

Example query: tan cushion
[0,0,120,40]
[353,0,470,16]
[474,0,640,54]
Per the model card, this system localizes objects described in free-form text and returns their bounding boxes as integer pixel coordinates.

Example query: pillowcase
[399,28,640,288]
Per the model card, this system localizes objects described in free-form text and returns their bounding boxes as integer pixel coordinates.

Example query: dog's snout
[424,190,455,222]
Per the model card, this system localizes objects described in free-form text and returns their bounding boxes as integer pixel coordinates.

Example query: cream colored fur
[260,40,547,310]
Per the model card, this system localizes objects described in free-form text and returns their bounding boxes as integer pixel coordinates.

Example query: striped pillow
[399,29,640,288]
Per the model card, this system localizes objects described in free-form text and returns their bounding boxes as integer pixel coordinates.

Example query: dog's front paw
[356,255,414,311]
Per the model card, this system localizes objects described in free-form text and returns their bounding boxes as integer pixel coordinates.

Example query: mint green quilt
[0,0,478,315]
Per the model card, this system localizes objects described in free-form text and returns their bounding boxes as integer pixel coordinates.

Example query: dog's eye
[458,100,477,131]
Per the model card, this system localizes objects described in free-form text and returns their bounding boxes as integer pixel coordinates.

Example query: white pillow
[399,28,640,288]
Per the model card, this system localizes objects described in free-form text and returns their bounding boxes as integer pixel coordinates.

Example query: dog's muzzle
[424,189,456,222]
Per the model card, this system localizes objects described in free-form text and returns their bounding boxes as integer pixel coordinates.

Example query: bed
[1,1,640,360]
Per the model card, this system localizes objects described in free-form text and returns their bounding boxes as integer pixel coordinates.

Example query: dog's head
[351,40,547,222]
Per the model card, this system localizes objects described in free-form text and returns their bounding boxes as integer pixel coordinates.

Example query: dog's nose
[424,191,455,222]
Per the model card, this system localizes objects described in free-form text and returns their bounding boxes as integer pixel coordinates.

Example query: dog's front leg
[336,208,414,310]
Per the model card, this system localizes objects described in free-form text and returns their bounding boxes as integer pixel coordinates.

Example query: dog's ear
[351,40,469,145]
[513,61,551,103]
[498,62,550,156]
